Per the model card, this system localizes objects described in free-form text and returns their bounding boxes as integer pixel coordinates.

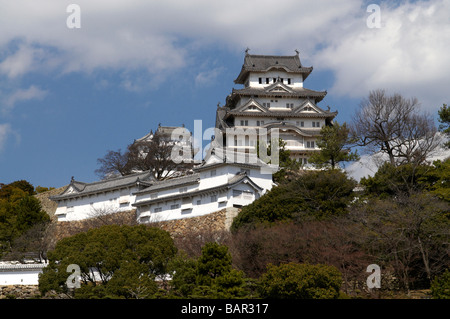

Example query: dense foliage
[231,169,357,231]
[0,180,50,258]
[39,224,177,298]
[259,262,342,299]
[431,269,450,299]
[169,242,250,298]
[308,121,359,169]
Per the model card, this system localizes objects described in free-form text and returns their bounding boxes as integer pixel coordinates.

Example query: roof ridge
[85,170,152,185]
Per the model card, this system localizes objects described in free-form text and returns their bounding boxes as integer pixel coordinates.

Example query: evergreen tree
[308,121,359,169]
[438,104,450,148]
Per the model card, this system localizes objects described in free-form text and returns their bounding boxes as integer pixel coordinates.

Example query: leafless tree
[87,205,137,228]
[95,149,130,179]
[350,193,450,293]
[96,131,192,181]
[127,132,185,181]
[351,89,441,167]
[7,221,57,262]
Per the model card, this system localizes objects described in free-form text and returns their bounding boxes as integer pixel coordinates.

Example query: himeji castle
[215,50,337,165]
[51,50,336,224]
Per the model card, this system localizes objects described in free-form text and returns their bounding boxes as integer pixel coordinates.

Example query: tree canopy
[231,169,357,231]
[259,262,342,299]
[438,104,450,148]
[39,224,177,298]
[0,180,50,258]
[308,121,359,169]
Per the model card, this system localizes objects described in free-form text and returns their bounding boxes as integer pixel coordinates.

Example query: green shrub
[259,262,342,299]
[431,269,450,299]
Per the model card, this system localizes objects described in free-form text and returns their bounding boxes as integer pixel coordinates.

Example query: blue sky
[0,0,449,189]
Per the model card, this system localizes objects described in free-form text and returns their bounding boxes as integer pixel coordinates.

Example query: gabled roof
[234,52,313,84]
[234,98,268,113]
[292,99,328,114]
[135,125,190,143]
[264,81,295,94]
[50,171,154,201]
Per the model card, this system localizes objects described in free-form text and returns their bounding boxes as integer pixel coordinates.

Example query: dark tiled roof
[234,53,313,84]
[225,109,338,119]
[50,171,154,201]
[133,173,200,194]
[230,86,327,102]
[193,160,264,172]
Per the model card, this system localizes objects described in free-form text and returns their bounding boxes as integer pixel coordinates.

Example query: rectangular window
[300,121,304,127]
[154,207,162,213]
[287,78,291,85]
[196,199,201,205]
[307,141,315,148]
[210,195,217,202]
[259,77,262,84]
[170,204,179,210]
[312,121,316,127]
[179,187,187,193]
[240,120,248,126]
[266,78,269,84]
[210,169,216,177]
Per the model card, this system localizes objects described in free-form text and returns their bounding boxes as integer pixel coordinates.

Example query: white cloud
[0,0,448,112]
[0,0,361,76]
[195,67,225,87]
[3,85,48,112]
[0,123,11,152]
[315,0,450,111]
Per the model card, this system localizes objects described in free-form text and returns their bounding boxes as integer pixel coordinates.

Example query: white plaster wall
[248,71,303,88]
[198,166,228,190]
[0,270,42,285]
[55,187,139,222]
[137,190,230,223]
